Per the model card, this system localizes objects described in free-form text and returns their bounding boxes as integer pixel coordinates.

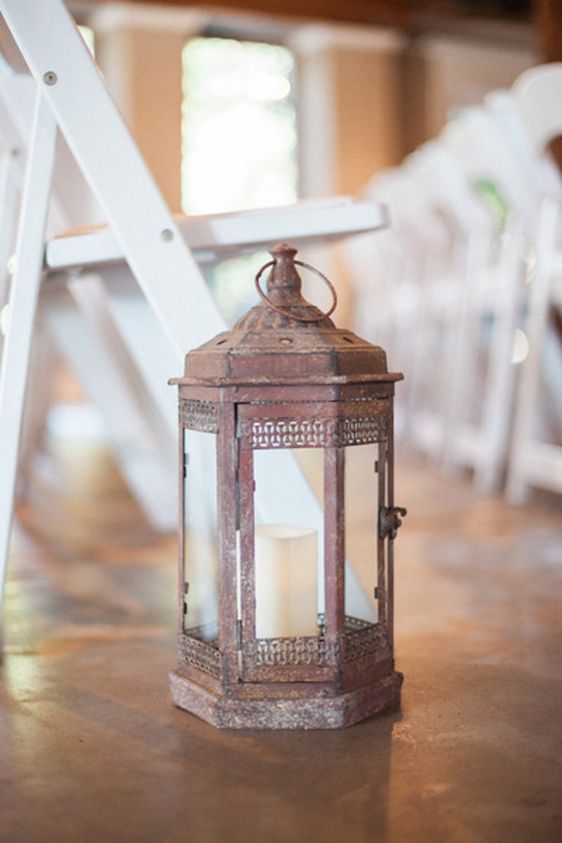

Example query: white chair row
[345,63,562,502]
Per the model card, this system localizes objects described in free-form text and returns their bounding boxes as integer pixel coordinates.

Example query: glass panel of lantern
[251,448,325,641]
[344,441,382,626]
[181,428,219,643]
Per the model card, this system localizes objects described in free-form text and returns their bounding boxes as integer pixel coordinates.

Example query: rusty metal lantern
[169,243,406,729]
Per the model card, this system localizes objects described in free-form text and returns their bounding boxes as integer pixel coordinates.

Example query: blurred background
[1,4,561,838]
[30,0,559,507]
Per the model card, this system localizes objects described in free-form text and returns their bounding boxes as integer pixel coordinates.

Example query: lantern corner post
[387,398,396,655]
[216,396,240,690]
[177,398,186,638]
[237,436,256,676]
[323,442,346,681]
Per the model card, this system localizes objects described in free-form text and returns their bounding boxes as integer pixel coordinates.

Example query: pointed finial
[266,243,303,300]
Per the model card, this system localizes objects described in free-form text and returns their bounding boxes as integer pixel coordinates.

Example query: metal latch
[378,506,407,540]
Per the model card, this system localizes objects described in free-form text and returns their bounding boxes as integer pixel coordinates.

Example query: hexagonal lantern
[169,243,406,729]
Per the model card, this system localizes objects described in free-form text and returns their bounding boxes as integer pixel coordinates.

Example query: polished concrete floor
[1,441,561,843]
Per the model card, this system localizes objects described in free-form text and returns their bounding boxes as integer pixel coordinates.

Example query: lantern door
[234,397,401,685]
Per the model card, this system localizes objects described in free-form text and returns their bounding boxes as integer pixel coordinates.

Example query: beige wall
[290,25,407,323]
[333,47,405,195]
[94,19,189,212]
[292,26,406,198]
[416,34,537,142]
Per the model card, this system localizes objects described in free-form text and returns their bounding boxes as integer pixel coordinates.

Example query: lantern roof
[175,243,403,386]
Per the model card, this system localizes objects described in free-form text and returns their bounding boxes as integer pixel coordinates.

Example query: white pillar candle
[255,524,318,639]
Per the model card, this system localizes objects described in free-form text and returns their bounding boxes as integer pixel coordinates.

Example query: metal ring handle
[255,260,338,323]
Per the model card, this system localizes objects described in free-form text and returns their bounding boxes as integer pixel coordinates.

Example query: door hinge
[236,619,242,650]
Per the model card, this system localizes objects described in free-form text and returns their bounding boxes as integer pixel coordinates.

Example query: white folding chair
[349,166,446,449]
[506,64,562,502]
[419,131,526,493]
[344,62,562,503]
[398,90,558,494]
[0,0,385,629]
[0,48,182,531]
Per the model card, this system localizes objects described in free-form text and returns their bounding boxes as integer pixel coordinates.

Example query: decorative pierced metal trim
[246,417,336,449]
[249,635,336,666]
[241,413,388,449]
[339,415,387,446]
[341,617,386,662]
[180,399,218,433]
[178,629,222,678]
[247,617,387,667]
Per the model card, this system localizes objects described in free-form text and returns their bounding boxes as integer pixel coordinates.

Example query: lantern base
[169,670,402,730]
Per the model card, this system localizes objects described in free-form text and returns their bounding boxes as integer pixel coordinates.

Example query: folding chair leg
[0,151,18,310]
[506,200,559,504]
[0,93,57,615]
[43,279,177,531]
[77,264,178,433]
[17,321,57,497]
[442,231,490,474]
[475,225,522,494]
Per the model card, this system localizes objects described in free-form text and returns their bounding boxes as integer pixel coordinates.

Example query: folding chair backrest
[512,63,562,153]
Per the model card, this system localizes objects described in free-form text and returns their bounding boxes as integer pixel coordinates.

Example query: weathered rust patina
[170,243,406,729]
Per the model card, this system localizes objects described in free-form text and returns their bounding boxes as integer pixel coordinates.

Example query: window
[182,36,299,322]
[182,36,297,215]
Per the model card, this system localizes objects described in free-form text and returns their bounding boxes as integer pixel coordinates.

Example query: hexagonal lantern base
[169,671,403,730]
